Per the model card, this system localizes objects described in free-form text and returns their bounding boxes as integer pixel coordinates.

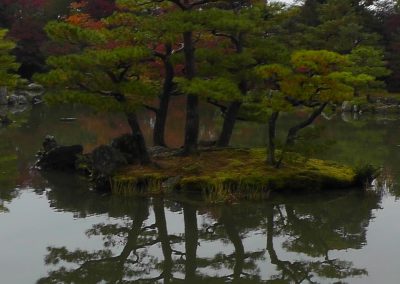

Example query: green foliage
[255,50,375,113]
[44,21,106,47]
[347,46,391,90]
[176,78,242,102]
[35,23,158,112]
[0,29,20,88]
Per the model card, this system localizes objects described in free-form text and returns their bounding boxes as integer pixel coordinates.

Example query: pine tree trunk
[267,111,279,166]
[217,101,242,147]
[216,37,245,147]
[127,112,151,165]
[276,103,327,168]
[153,51,174,147]
[183,31,199,155]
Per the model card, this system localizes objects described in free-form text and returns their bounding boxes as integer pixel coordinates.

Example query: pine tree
[255,50,374,166]
[0,29,20,88]
[35,18,156,164]
[176,1,290,146]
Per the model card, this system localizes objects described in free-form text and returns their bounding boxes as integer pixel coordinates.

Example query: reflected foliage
[37,182,381,283]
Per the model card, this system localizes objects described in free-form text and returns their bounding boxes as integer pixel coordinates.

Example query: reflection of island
[265,192,379,283]
[37,174,381,284]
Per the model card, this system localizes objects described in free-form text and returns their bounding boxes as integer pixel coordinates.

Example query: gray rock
[26,83,44,92]
[8,94,28,105]
[16,90,42,104]
[149,146,180,158]
[341,101,352,112]
[89,145,129,191]
[91,145,127,176]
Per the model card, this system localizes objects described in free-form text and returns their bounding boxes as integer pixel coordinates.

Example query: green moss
[111,148,363,203]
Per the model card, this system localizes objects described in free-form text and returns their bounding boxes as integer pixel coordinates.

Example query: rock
[32,96,43,105]
[91,145,127,176]
[0,87,8,105]
[26,83,44,92]
[36,145,83,171]
[16,90,42,104]
[111,134,139,164]
[341,101,352,112]
[149,146,180,158]
[42,135,58,152]
[8,94,28,105]
[91,145,128,190]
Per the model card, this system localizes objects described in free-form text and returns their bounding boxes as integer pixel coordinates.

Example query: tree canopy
[0,29,19,87]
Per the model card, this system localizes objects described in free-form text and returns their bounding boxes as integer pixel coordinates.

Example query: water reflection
[0,104,398,283]
[36,179,381,283]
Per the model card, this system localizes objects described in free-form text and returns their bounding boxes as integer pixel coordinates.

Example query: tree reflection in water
[37,174,381,283]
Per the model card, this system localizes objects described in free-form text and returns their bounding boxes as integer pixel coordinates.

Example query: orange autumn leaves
[66,1,104,29]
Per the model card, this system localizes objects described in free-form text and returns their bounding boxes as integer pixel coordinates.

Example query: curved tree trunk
[127,112,151,165]
[276,103,327,168]
[217,101,242,147]
[217,37,246,147]
[153,45,174,147]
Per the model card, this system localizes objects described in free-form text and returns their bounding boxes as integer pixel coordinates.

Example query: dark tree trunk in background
[153,44,174,147]
[127,112,151,165]
[217,37,246,147]
[183,31,200,155]
[217,101,242,147]
[267,111,279,166]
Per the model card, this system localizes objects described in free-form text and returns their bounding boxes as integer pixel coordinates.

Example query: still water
[1,104,400,283]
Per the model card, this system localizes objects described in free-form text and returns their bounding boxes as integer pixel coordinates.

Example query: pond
[1,103,400,283]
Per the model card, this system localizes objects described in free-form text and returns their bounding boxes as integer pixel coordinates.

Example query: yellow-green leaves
[256,64,291,80]
[0,29,20,88]
[255,49,376,111]
[291,50,350,75]
[45,22,106,46]
[176,78,242,102]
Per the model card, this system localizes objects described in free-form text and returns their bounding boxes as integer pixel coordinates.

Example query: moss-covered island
[112,148,370,203]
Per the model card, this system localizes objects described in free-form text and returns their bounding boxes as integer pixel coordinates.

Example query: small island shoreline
[111,148,372,203]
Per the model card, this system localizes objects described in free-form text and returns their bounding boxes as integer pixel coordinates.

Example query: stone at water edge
[8,94,28,106]
[90,145,128,190]
[342,101,352,112]
[36,145,84,171]
[91,145,128,176]
[42,135,58,152]
[26,83,44,92]
[111,134,140,164]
